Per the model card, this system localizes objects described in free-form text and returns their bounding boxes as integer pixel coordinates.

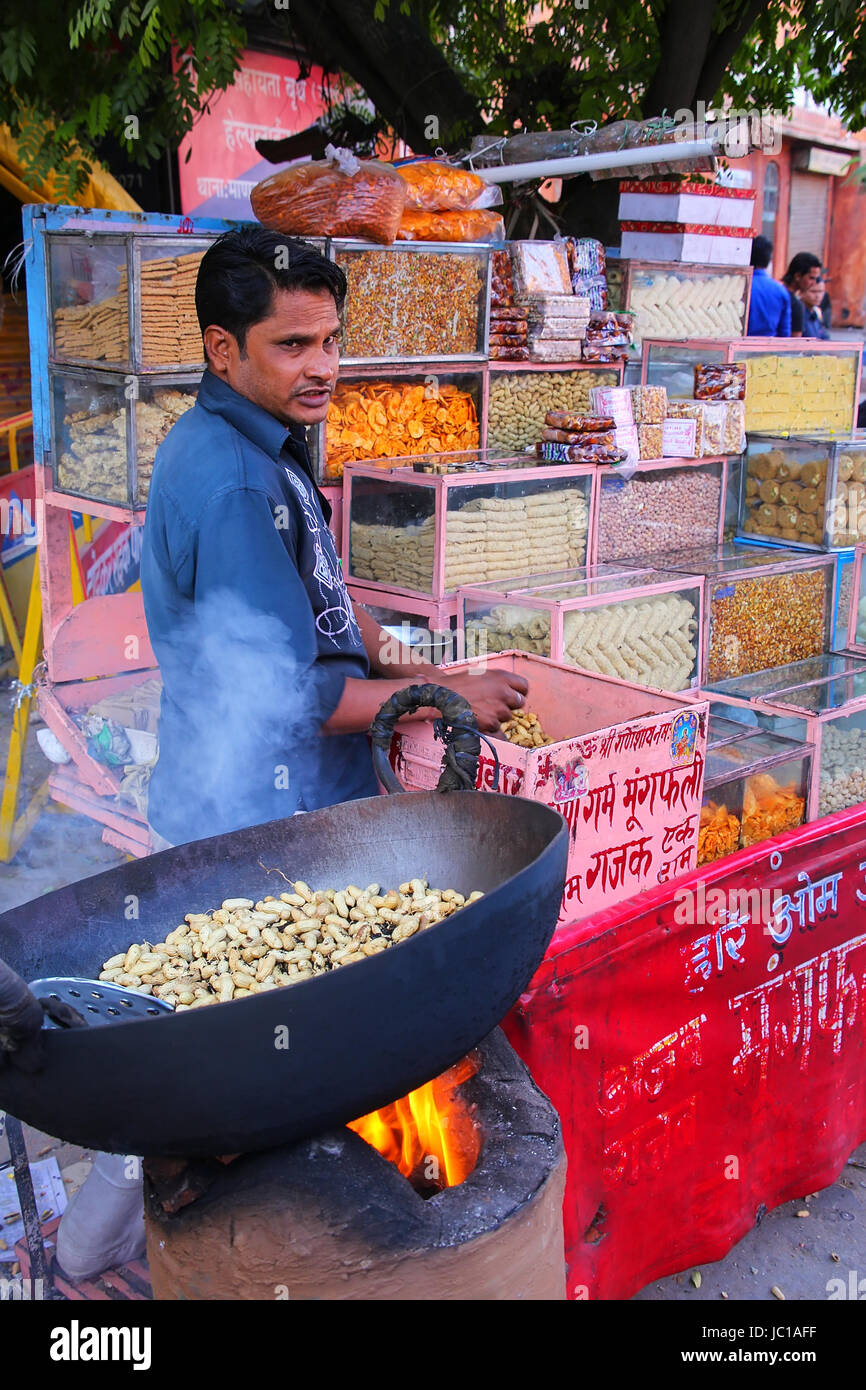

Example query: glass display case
[50,368,199,508]
[651,542,835,682]
[641,337,862,434]
[706,655,866,819]
[486,363,623,452]
[594,458,727,563]
[847,543,866,653]
[699,731,811,865]
[739,433,866,549]
[344,462,594,600]
[459,564,704,691]
[331,240,491,364]
[48,231,218,373]
[318,367,484,482]
[606,261,751,341]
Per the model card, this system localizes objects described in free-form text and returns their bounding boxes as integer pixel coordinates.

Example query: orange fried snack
[697,800,741,866]
[324,380,480,479]
[741,774,805,848]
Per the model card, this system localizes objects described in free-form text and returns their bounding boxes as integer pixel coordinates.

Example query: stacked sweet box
[606,259,752,341]
[641,338,862,435]
[618,179,756,267]
[644,542,837,685]
[343,459,595,602]
[457,564,705,692]
[738,433,866,550]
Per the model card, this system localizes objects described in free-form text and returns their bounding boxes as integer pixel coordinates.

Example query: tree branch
[642,0,719,113]
[693,0,775,104]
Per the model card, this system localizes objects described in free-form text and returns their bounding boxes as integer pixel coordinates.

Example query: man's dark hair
[195,225,347,357]
[783,251,821,286]
[751,235,773,269]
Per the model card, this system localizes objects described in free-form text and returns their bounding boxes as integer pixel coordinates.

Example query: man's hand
[445,670,529,733]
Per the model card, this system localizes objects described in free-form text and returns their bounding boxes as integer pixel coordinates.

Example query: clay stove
[144,1029,566,1300]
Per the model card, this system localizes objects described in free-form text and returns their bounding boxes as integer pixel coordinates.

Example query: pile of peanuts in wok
[100,876,484,1009]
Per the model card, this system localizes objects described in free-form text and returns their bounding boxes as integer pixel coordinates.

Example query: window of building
[762,163,780,241]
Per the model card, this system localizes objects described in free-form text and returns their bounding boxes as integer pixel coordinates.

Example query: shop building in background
[738,94,866,327]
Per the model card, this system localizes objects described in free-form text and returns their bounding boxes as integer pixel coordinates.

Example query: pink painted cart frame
[342,461,599,603]
[846,542,866,655]
[455,564,707,690]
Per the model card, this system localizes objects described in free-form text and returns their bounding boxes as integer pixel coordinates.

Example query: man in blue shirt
[141,227,527,848]
[746,235,791,338]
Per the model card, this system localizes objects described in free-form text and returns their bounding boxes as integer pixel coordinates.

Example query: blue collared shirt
[141,371,376,843]
[746,268,792,337]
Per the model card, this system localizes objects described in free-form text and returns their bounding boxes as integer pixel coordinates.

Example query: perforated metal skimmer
[28,978,173,1028]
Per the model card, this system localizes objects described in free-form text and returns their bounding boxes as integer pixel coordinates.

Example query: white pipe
[473,139,722,184]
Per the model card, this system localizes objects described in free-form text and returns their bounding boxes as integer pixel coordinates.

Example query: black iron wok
[0,789,567,1156]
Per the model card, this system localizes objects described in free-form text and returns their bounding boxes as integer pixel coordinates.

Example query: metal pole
[473,138,721,184]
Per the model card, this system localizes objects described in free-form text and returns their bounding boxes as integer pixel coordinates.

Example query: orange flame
[348,1053,481,1190]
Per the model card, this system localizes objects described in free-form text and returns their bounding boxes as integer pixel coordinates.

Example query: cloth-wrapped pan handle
[0,959,46,1073]
[370,683,483,794]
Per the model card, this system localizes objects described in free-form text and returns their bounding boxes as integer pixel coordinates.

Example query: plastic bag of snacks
[251,147,407,244]
[694,362,747,401]
[396,208,506,242]
[396,160,496,211]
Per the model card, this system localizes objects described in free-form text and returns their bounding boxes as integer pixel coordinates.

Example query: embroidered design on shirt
[283,468,361,646]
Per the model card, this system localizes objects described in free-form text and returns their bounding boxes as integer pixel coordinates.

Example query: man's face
[795,266,822,293]
[203,288,341,426]
[803,279,824,307]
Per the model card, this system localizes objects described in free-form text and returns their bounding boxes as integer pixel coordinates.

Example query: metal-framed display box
[606,261,752,342]
[343,459,596,602]
[457,564,705,692]
[26,204,242,520]
[316,362,486,485]
[640,337,863,434]
[48,366,201,512]
[739,432,866,550]
[486,360,624,453]
[847,542,866,654]
[592,456,728,564]
[330,238,492,365]
[704,653,866,821]
[641,541,836,684]
[734,534,855,652]
[24,204,244,857]
[348,583,461,666]
[698,728,813,865]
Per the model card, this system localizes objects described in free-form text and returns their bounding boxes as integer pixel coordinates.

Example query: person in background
[782,252,822,337]
[801,277,830,339]
[819,268,832,330]
[746,235,791,337]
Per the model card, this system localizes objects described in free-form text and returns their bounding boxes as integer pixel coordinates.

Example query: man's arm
[354,602,443,681]
[193,488,527,736]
